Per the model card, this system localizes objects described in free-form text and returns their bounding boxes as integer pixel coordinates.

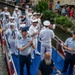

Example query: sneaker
[31,56,34,59]
[35,51,41,55]
[61,69,66,73]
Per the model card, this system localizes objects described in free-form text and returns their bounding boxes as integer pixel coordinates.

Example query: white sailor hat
[33,12,37,15]
[5,13,9,15]
[4,7,8,9]
[43,20,50,26]
[15,8,18,10]
[10,23,15,26]
[15,6,19,8]
[26,5,29,8]
[28,13,32,16]
[32,19,38,23]
[20,24,26,28]
[36,13,40,15]
[9,16,14,19]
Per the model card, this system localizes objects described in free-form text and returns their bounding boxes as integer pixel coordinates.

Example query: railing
[52,35,65,57]
[0,16,18,75]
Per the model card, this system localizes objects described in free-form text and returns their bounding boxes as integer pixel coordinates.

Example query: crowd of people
[4,0,36,9]
[0,5,62,75]
[0,1,75,75]
[49,1,75,19]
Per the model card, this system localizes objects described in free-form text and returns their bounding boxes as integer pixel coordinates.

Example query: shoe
[61,69,66,73]
[31,60,32,65]
[31,56,34,59]
[35,52,41,55]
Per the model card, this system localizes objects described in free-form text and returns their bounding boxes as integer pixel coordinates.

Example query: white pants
[41,42,52,60]
[31,38,39,57]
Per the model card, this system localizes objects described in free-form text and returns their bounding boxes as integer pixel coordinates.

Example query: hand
[29,40,33,46]
[72,49,75,52]
[69,48,75,52]
[57,70,62,75]
[36,31,40,34]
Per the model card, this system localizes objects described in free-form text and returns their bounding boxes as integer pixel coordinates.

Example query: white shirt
[28,25,38,39]
[39,27,55,43]
[26,15,32,27]
[5,28,21,42]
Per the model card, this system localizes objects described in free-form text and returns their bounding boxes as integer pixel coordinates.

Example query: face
[44,54,51,65]
[49,24,53,29]
[72,34,75,40]
[10,25,14,30]
[15,10,18,13]
[22,31,27,38]
[4,9,8,12]
[32,22,38,27]
[5,15,9,18]
[10,19,14,22]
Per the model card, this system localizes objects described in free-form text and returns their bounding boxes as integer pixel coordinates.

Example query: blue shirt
[55,3,60,10]
[64,37,75,54]
[17,37,32,56]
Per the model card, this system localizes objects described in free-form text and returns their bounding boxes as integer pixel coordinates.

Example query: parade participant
[2,12,10,30]
[15,6,22,16]
[5,23,20,55]
[25,5,29,16]
[17,27,35,75]
[26,12,32,30]
[28,19,40,59]
[39,20,55,60]
[2,7,10,18]
[61,30,75,75]
[38,52,61,75]
[12,8,22,30]
[8,16,17,29]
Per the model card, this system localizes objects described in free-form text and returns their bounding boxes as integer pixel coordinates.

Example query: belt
[20,54,30,57]
[66,51,75,55]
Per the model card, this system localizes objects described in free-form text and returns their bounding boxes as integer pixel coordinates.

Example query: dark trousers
[63,52,75,75]
[19,54,31,75]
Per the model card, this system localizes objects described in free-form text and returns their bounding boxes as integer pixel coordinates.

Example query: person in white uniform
[2,7,10,19]
[8,16,17,29]
[12,8,22,30]
[26,13,32,29]
[39,20,55,60]
[25,5,29,16]
[28,19,40,59]
[5,23,21,55]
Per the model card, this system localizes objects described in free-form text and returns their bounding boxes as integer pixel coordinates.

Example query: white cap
[43,20,50,26]
[9,16,14,19]
[32,19,38,23]
[33,12,37,15]
[20,24,26,28]
[29,8,32,10]
[10,23,15,26]
[4,7,8,9]
[28,13,32,16]
[15,6,19,8]
[5,13,9,15]
[26,5,29,8]
[15,8,18,10]
[33,12,40,15]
